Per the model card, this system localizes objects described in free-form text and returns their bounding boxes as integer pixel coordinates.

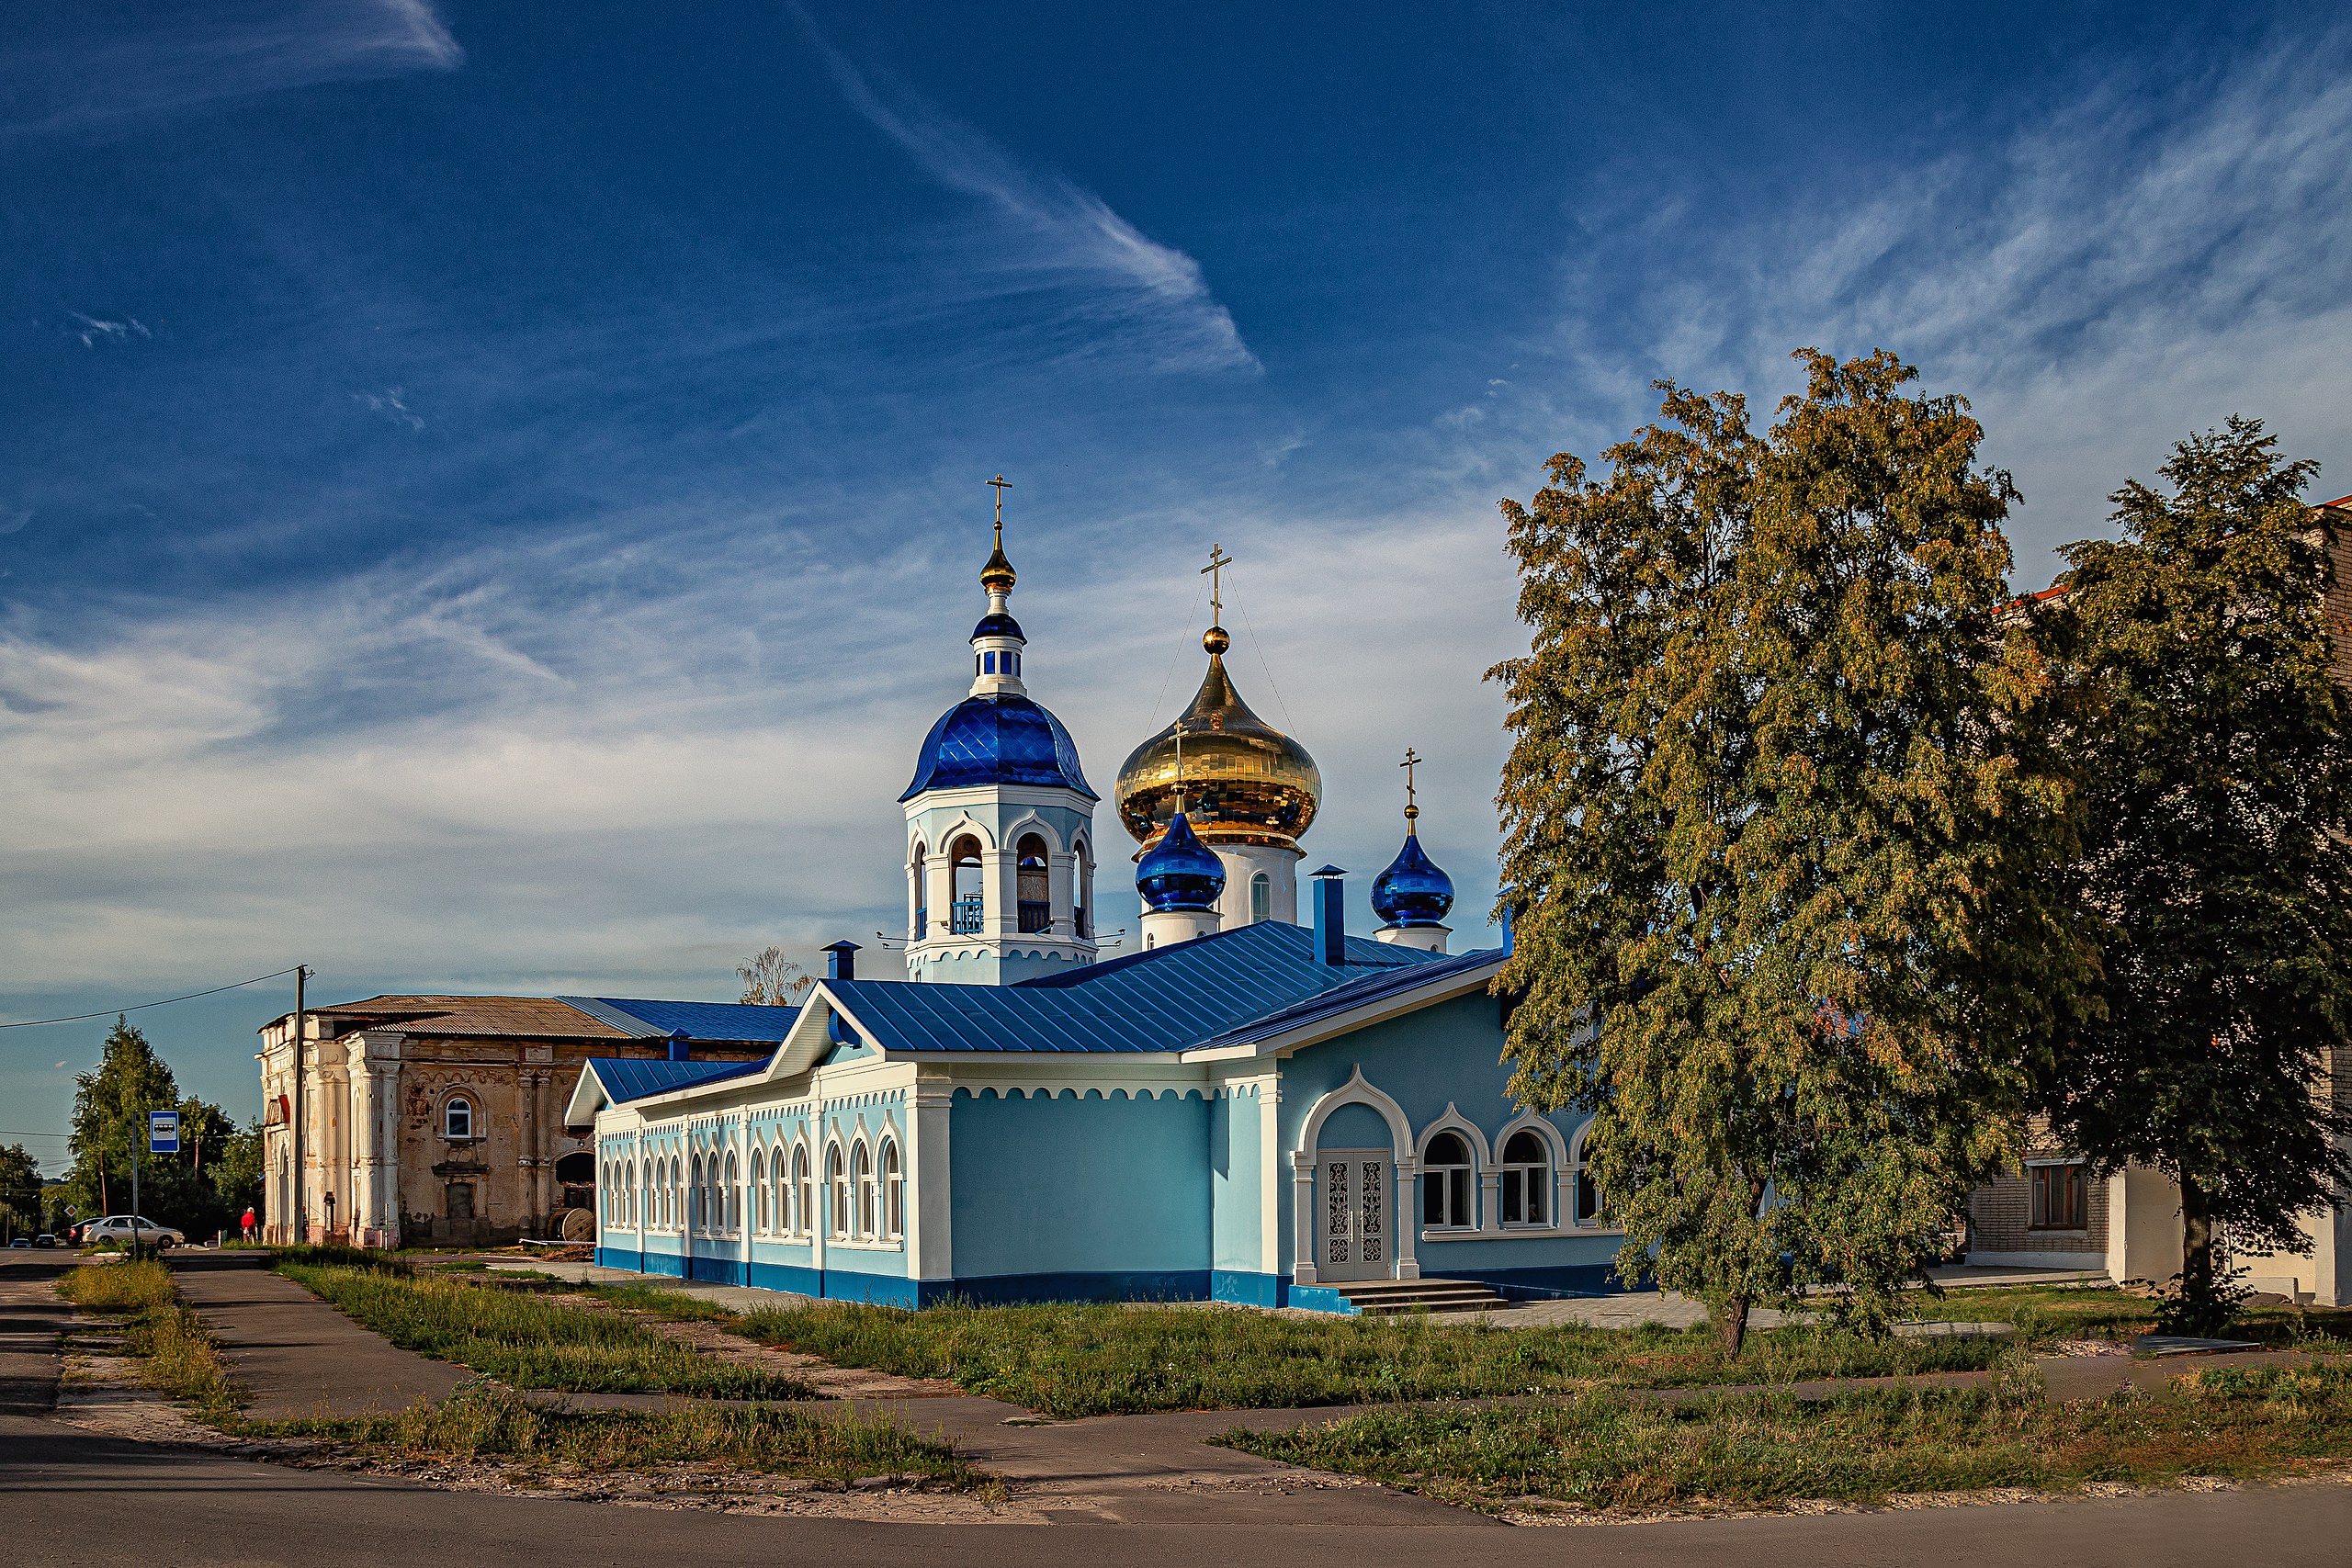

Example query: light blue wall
[1209,1088,1261,1274]
[949,1088,1211,1279]
[1318,1101,1393,1149]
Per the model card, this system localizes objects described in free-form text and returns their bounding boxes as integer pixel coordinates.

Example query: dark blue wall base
[590,1253,1363,1314]
[1436,1262,1626,1300]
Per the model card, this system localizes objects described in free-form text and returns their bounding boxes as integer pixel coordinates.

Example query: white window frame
[1498,1127,1553,1228]
[443,1096,474,1141]
[881,1138,904,1241]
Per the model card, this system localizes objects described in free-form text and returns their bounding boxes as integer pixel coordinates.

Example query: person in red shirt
[240,1207,256,1243]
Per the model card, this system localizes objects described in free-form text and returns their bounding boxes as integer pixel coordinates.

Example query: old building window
[1420,1131,1474,1229]
[854,1142,875,1238]
[793,1145,812,1236]
[1500,1129,1551,1226]
[882,1139,904,1241]
[1570,1124,1604,1226]
[2030,1162,2087,1230]
[826,1145,849,1236]
[444,1097,474,1140]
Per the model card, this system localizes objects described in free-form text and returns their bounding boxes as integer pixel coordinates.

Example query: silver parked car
[80,1215,186,1249]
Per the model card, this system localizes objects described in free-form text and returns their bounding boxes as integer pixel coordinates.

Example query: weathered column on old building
[346,1036,380,1246]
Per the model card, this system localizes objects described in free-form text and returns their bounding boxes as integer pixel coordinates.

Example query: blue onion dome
[901,694,1097,801]
[1372,827,1454,927]
[1136,810,1226,912]
[971,611,1024,642]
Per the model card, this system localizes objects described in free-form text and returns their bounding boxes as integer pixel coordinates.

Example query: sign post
[138,1111,180,1252]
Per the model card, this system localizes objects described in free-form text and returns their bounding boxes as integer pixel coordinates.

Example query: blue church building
[565,510,1621,1311]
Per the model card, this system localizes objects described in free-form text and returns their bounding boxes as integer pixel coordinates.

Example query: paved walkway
[174,1251,469,1417]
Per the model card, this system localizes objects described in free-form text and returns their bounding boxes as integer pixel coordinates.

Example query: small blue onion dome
[901,693,1097,801]
[1136,811,1226,912]
[971,611,1025,642]
[1371,829,1454,927]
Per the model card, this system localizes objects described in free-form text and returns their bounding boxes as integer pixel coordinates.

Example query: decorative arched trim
[1416,1102,1492,1168]
[933,814,997,853]
[1296,1065,1413,1156]
[1001,812,1064,856]
[1494,1110,1569,1168]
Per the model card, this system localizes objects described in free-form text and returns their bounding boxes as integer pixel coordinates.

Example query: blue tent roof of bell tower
[900,692,1097,801]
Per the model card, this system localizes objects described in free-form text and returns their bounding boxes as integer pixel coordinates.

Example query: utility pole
[289,964,309,1244]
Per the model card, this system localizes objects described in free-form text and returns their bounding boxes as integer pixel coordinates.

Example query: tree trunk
[2179,1170,2216,1309]
[1717,1293,1751,1359]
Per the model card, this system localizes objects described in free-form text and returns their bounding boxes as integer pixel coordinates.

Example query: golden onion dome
[1114,626,1320,850]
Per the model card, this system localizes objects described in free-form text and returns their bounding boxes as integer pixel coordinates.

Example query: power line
[0,966,304,1030]
[0,1129,72,1138]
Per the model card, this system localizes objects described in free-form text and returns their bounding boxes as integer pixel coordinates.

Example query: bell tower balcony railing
[949,897,985,935]
[1017,900,1051,933]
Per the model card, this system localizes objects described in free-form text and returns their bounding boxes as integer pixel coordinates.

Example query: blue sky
[4,0,2347,1164]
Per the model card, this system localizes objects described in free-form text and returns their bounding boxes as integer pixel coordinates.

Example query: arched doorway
[1314,1101,1396,1282]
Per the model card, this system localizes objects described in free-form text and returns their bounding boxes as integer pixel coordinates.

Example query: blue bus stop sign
[148,1110,180,1155]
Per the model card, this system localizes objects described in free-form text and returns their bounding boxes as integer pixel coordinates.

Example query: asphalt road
[4,1252,2346,1567]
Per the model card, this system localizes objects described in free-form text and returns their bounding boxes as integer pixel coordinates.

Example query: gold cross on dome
[988,475,1012,547]
[1201,543,1233,623]
[1401,748,1421,819]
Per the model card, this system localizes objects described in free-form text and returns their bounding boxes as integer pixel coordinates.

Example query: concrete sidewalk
[173,1251,469,1418]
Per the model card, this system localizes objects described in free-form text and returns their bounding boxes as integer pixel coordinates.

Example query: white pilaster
[1290,1148,1318,1285]
[1394,1155,1420,1280]
[909,1081,954,1284]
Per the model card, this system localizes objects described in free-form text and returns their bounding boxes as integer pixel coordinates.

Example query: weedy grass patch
[587,1282,738,1321]
[1221,1363,2352,1514]
[731,1300,2009,1418]
[245,1378,980,1486]
[277,1262,811,1398]
[60,1258,239,1414]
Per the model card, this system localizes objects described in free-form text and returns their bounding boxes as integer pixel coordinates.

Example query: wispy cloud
[789,6,1257,375]
[1,0,461,141]
[353,386,424,430]
[67,313,151,348]
[1543,29,2352,580]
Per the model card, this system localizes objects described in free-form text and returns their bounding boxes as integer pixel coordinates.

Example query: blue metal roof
[582,1055,767,1104]
[1187,945,1503,1053]
[560,997,801,1043]
[900,693,1097,802]
[823,920,1453,1056]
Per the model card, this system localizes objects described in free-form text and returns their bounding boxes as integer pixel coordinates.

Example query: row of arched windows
[1416,1125,1603,1231]
[911,830,1093,942]
[601,1133,905,1245]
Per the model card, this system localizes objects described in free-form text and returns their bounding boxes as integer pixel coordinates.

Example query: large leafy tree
[0,1145,41,1242]
[64,1017,235,1234]
[1491,350,2087,1355]
[2039,417,2352,1331]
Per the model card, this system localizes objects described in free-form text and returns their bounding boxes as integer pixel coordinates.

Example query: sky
[4,0,2347,1166]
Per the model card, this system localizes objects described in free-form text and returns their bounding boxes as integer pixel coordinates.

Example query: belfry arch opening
[950,835,985,935]
[1016,833,1051,933]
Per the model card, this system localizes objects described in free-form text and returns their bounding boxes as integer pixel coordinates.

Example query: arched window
[624,1160,636,1227]
[443,1097,474,1140]
[724,1150,741,1233]
[1571,1126,1604,1227]
[1073,840,1091,939]
[910,840,928,939]
[1016,833,1051,933]
[689,1154,705,1231]
[950,836,985,934]
[1420,1131,1474,1229]
[1500,1129,1551,1226]
[882,1139,904,1241]
[672,1156,684,1231]
[854,1142,875,1238]
[751,1150,767,1234]
[826,1145,848,1236]
[1250,872,1271,924]
[793,1145,812,1237]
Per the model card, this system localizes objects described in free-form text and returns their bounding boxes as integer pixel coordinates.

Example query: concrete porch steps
[1329,1277,1511,1315]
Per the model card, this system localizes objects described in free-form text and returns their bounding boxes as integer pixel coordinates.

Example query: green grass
[1923,1285,2352,1352]
[245,1378,982,1486]
[276,1262,813,1398]
[1223,1362,2352,1515]
[729,1300,2011,1418]
[587,1282,736,1320]
[59,1258,240,1415]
